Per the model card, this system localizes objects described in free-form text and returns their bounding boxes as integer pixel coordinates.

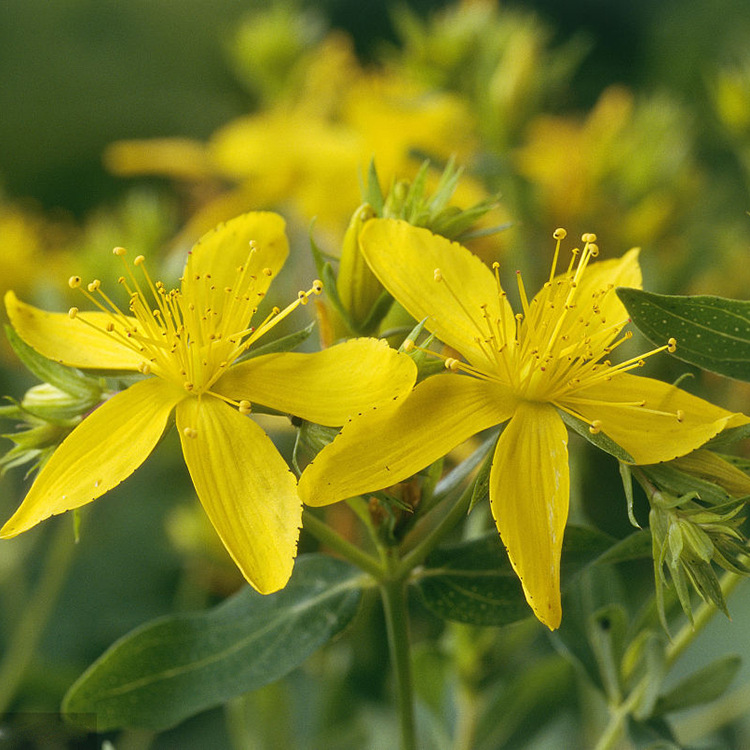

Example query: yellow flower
[1,212,417,594]
[299,219,749,629]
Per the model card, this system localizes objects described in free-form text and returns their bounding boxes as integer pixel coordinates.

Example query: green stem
[0,519,78,716]
[593,569,744,750]
[666,570,742,668]
[397,480,473,576]
[379,561,416,750]
[302,508,384,579]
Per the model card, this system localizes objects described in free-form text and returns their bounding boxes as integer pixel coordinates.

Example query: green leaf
[617,288,750,381]
[588,604,628,702]
[415,526,617,627]
[414,532,528,626]
[468,435,495,512]
[652,655,741,716]
[243,321,315,360]
[619,461,641,528]
[559,408,635,462]
[62,555,363,731]
[357,288,394,336]
[363,158,385,216]
[5,325,103,401]
[594,529,653,565]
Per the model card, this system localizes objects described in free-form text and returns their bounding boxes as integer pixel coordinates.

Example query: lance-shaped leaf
[652,655,741,716]
[617,288,750,381]
[414,526,617,627]
[62,555,363,731]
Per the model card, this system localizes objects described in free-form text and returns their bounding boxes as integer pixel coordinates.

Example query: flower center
[68,246,322,398]
[427,229,680,431]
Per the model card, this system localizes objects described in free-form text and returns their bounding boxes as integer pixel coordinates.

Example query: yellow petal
[359,219,514,370]
[549,248,642,349]
[568,373,750,464]
[5,291,143,370]
[299,374,515,507]
[489,402,569,630]
[182,212,289,310]
[176,396,301,594]
[216,338,417,426]
[0,378,182,538]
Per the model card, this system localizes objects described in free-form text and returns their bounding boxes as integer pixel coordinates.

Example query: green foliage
[617,288,750,381]
[415,526,631,627]
[62,555,364,731]
[652,655,741,716]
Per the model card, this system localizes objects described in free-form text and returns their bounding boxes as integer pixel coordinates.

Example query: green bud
[336,203,382,330]
[21,383,97,422]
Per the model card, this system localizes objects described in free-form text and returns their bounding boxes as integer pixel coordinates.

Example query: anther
[134,255,145,266]
[183,382,194,392]
[582,233,597,243]
[87,280,101,292]
[139,363,151,375]
[553,228,567,240]
[444,358,460,372]
[676,409,685,422]
[68,276,81,289]
[433,268,443,282]
[312,279,323,295]
[238,400,252,415]
[182,427,198,439]
[298,290,309,305]
[68,307,79,319]
[588,244,599,257]
[113,247,127,256]
[589,420,602,435]
[263,268,273,277]
[402,339,415,352]
[667,337,677,353]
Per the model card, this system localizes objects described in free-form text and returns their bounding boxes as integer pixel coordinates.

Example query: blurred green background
[3,0,749,214]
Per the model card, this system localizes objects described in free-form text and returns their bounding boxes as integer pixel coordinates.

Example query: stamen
[516,271,530,318]
[549,228,566,282]
[444,358,460,372]
[182,427,198,439]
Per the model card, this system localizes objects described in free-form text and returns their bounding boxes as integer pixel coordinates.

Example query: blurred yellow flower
[514,86,701,257]
[1,212,417,593]
[299,220,748,629]
[105,33,483,244]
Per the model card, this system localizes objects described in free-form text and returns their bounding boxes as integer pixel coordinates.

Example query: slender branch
[593,570,746,750]
[379,562,416,750]
[666,570,743,668]
[302,508,384,580]
[0,519,78,716]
